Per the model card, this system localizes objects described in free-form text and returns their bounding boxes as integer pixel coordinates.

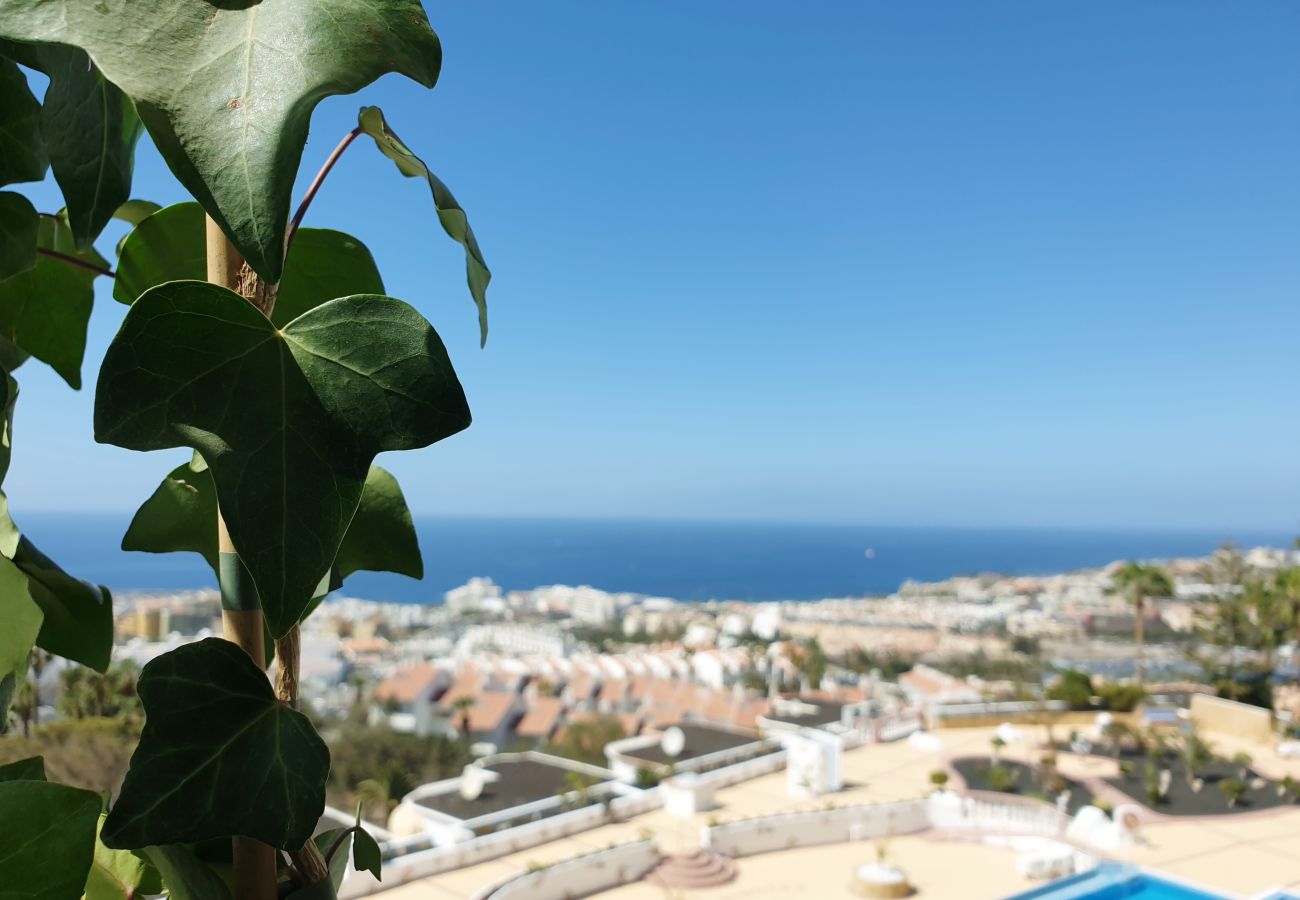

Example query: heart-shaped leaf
[84,813,163,900]
[95,282,468,636]
[0,57,46,187]
[0,0,441,281]
[113,202,384,326]
[102,638,329,851]
[0,192,38,281]
[358,106,491,346]
[0,40,142,248]
[0,780,101,900]
[0,213,105,388]
[124,459,423,589]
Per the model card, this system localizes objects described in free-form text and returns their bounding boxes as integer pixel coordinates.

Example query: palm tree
[1198,545,1250,701]
[1110,562,1173,685]
[354,762,414,824]
[1276,566,1300,682]
[1245,578,1285,683]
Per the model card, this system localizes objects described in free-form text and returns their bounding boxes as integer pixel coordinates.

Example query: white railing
[469,840,660,900]
[703,799,930,858]
[931,700,1069,720]
[338,804,608,898]
[929,791,1068,840]
[878,715,924,742]
[702,793,1071,862]
[699,749,787,789]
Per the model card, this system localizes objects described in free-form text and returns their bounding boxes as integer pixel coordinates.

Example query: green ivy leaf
[0,58,46,187]
[0,556,42,718]
[84,813,163,900]
[0,213,103,388]
[0,524,114,672]
[358,106,491,346]
[0,780,101,900]
[0,192,38,282]
[352,825,382,882]
[113,201,385,325]
[124,459,423,591]
[95,282,468,637]
[0,755,44,782]
[138,845,233,900]
[335,467,423,583]
[111,202,205,307]
[0,379,42,710]
[313,828,352,894]
[0,1,442,282]
[112,199,160,229]
[111,198,161,256]
[102,638,329,851]
[0,40,142,248]
[0,372,113,671]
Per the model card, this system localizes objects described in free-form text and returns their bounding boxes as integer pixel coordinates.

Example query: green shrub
[1219,778,1247,808]
[1097,683,1145,712]
[1047,670,1095,710]
[986,764,1016,793]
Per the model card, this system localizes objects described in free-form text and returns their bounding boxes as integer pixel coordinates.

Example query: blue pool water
[1006,864,1229,900]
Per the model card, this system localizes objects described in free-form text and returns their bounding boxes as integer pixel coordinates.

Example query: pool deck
[381,725,1300,900]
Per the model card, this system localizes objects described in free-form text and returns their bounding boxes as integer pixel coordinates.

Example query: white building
[444,577,505,615]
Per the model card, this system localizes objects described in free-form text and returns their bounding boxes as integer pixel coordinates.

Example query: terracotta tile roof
[438,671,486,707]
[566,673,598,702]
[462,691,518,732]
[373,663,438,705]
[514,697,565,738]
[600,679,629,704]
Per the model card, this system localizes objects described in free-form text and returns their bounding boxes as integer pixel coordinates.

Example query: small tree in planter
[1104,721,1132,762]
[929,770,950,792]
[990,735,1006,765]
[1143,763,1161,806]
[1232,751,1253,781]
[1180,728,1214,788]
[1219,778,1247,809]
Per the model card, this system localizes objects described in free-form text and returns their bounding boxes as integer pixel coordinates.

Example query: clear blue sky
[10,1,1300,531]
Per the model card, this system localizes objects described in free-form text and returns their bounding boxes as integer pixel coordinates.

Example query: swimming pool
[1004,864,1228,899]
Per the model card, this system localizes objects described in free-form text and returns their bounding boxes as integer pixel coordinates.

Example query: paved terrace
[383,726,1300,900]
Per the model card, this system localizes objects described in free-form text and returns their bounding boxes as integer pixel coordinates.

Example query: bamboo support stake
[206,215,331,890]
[206,216,278,900]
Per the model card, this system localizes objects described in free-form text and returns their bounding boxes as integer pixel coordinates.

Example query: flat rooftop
[762,698,846,727]
[622,722,765,765]
[415,759,606,821]
[382,725,1300,900]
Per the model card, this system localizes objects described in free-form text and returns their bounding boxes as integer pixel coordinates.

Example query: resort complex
[60,545,1296,899]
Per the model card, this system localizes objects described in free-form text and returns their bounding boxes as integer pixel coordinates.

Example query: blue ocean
[15,513,1293,604]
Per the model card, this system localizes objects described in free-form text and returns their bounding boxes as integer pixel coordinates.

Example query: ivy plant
[0,2,491,897]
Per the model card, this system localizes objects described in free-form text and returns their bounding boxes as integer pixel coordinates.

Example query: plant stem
[36,247,115,278]
[206,216,278,900]
[275,624,332,886]
[286,125,363,253]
